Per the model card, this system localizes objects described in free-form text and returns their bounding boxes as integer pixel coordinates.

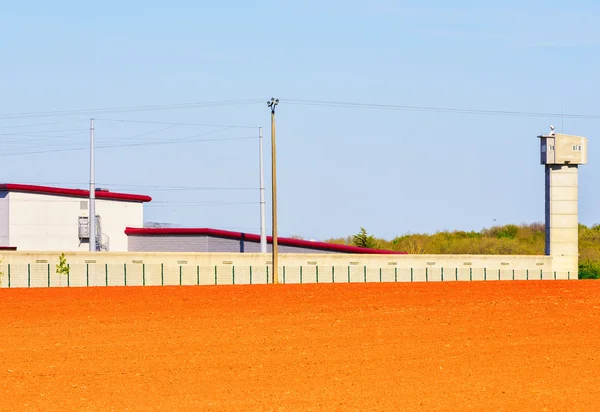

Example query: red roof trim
[124,227,405,254]
[0,184,152,203]
[0,246,17,251]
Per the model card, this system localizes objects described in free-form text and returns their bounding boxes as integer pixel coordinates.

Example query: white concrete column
[546,164,579,274]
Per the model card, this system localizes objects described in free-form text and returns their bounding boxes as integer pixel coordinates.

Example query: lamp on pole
[267,97,279,284]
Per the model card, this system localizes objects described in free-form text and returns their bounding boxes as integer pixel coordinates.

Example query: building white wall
[7,192,144,252]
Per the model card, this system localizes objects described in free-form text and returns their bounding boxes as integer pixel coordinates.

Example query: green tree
[56,253,70,277]
[352,227,378,249]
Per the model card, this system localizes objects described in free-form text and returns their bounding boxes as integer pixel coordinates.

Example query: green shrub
[578,260,600,280]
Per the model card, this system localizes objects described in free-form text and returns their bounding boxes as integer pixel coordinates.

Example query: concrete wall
[0,251,568,288]
[128,234,338,254]
[7,192,144,252]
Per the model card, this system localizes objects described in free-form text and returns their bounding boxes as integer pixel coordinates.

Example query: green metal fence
[0,263,575,288]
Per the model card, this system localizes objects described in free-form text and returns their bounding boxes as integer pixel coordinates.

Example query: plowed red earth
[1,281,599,411]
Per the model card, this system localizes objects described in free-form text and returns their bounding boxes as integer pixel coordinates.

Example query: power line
[284,98,600,120]
[0,128,88,136]
[1,133,86,144]
[7,181,258,191]
[0,135,256,157]
[95,118,259,129]
[0,124,246,152]
[97,124,180,143]
[0,99,266,120]
[1,120,86,129]
[108,185,258,191]
[0,128,192,144]
[148,201,258,207]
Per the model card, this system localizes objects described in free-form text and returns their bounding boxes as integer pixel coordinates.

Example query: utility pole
[89,118,96,252]
[267,97,279,284]
[259,127,267,253]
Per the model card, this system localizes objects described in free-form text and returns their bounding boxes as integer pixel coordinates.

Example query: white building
[0,184,151,252]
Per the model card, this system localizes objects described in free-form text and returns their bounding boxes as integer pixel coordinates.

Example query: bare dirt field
[1,281,599,411]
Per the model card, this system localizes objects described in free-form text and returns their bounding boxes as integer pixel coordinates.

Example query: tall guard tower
[538,127,588,277]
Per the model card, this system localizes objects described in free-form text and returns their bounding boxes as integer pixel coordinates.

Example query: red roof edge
[0,246,17,251]
[124,227,405,254]
[0,184,152,203]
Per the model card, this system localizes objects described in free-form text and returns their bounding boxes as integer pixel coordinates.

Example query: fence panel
[345,265,361,283]
[427,266,443,282]
[85,264,105,286]
[236,265,267,285]
[160,265,179,286]
[499,269,518,281]
[393,267,409,282]
[178,265,196,286]
[462,267,474,281]
[330,266,346,283]
[30,264,49,287]
[377,267,396,282]
[232,265,251,285]
[297,265,317,284]
[49,270,68,287]
[410,267,426,282]
[105,264,125,286]
[7,264,29,288]
[196,266,212,286]
[68,264,87,287]
[440,267,459,282]
[469,268,484,281]
[215,265,235,285]
[364,267,376,282]
[281,266,297,284]
[141,264,160,286]
[122,263,143,286]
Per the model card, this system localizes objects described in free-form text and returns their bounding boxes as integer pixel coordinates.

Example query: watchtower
[538,126,588,276]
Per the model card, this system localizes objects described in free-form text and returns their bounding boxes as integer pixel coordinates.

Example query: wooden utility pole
[267,97,279,284]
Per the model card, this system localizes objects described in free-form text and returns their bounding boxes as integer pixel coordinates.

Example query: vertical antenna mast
[89,118,96,252]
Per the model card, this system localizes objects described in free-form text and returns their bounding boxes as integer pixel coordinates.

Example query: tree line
[323,224,600,279]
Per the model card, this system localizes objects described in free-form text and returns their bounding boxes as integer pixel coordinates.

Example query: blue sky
[1,0,599,241]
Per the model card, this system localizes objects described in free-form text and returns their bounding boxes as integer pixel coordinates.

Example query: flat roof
[0,184,152,203]
[125,227,405,254]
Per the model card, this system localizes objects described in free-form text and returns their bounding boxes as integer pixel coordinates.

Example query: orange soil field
[1,281,599,411]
